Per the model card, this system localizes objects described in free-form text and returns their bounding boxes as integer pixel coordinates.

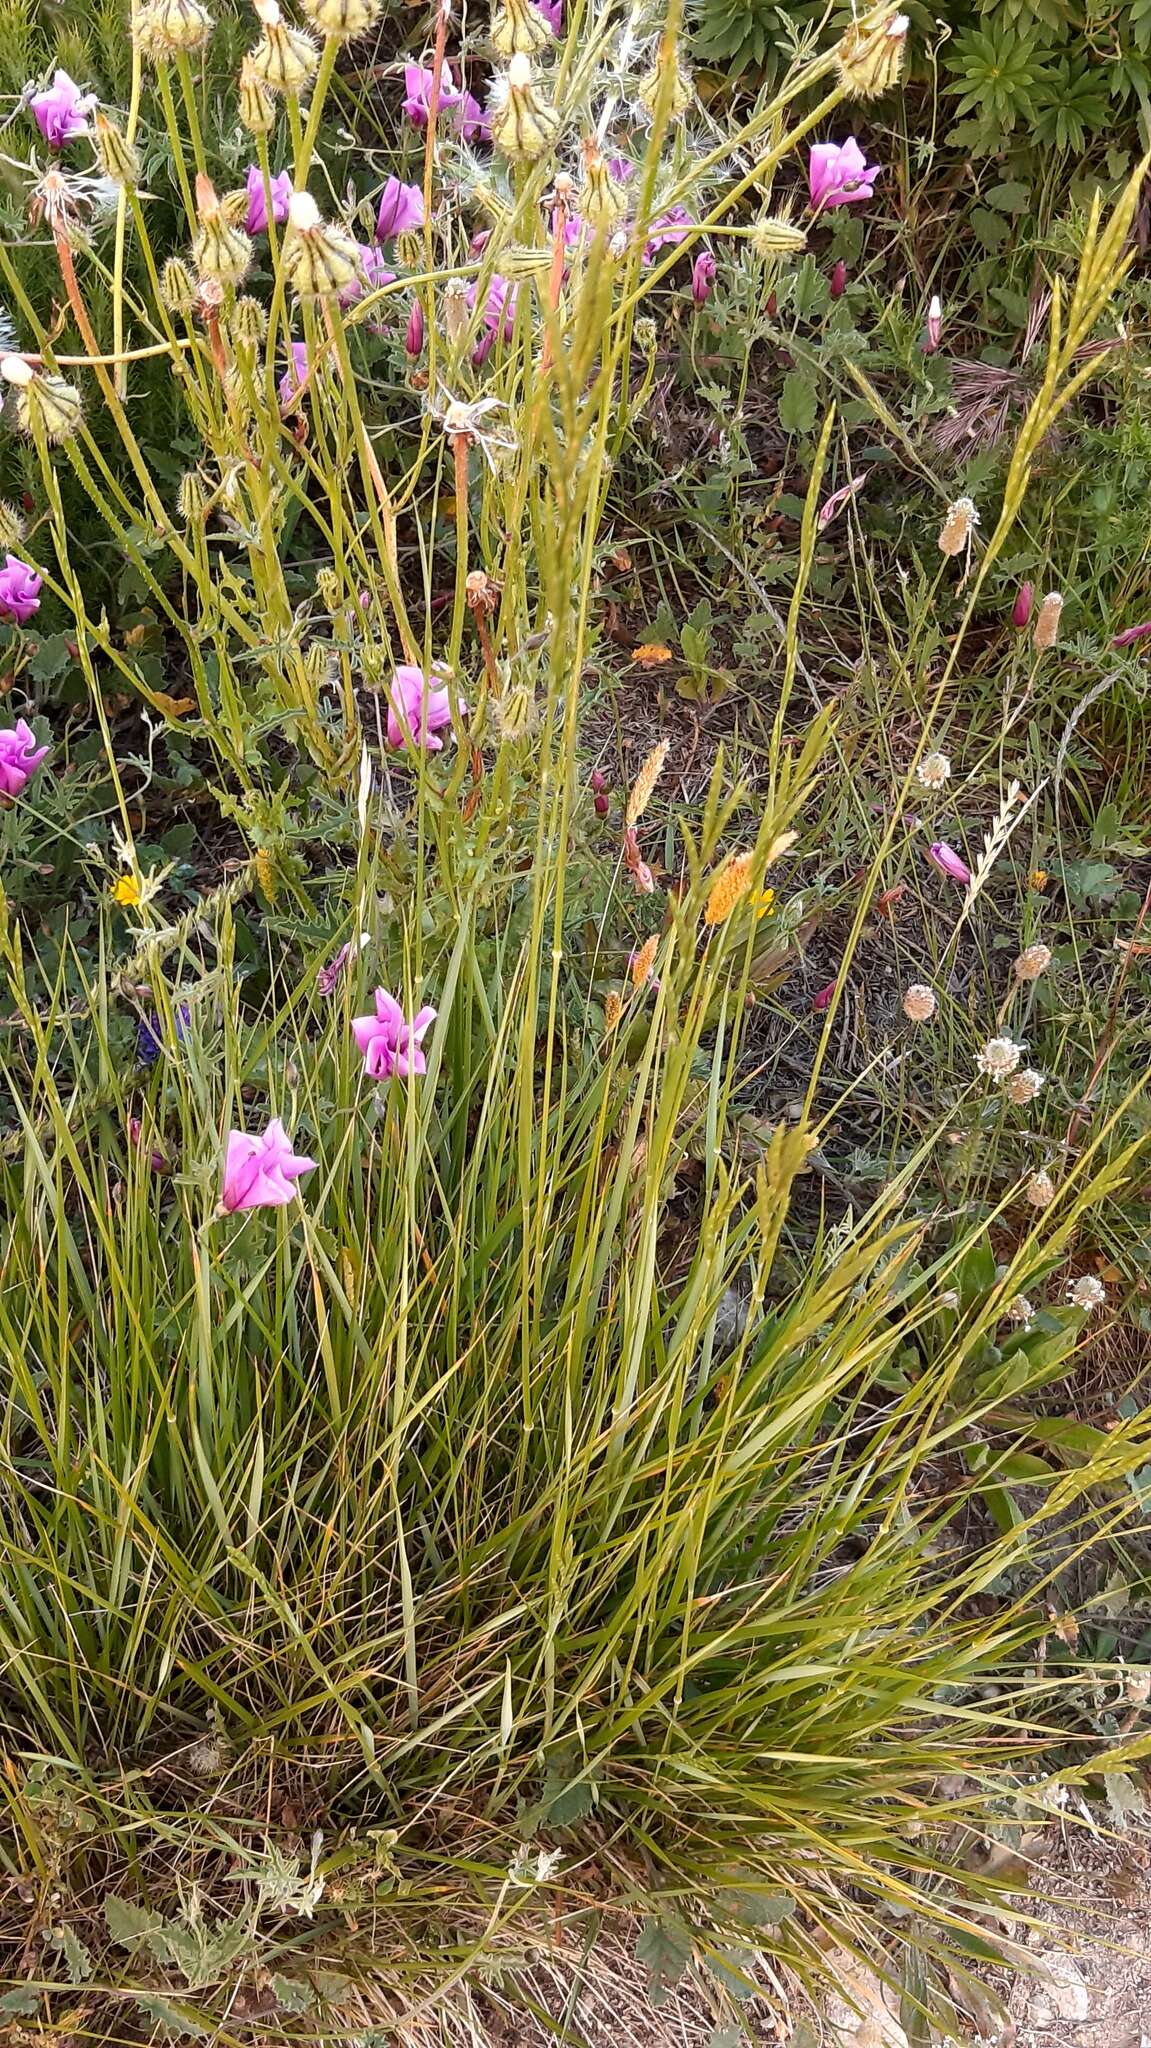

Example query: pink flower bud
[405,299,424,358]
[922,293,942,354]
[1012,582,1033,629]
[590,768,607,792]
[926,841,970,886]
[691,251,717,306]
[594,792,609,817]
[812,980,837,1012]
[829,260,847,299]
[1112,620,1151,649]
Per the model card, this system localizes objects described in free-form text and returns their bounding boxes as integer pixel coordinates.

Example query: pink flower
[0,553,42,624]
[30,70,96,147]
[812,980,838,1012]
[402,63,486,140]
[927,841,970,885]
[220,1117,316,1213]
[405,299,425,357]
[1112,621,1151,649]
[128,1116,169,1174]
[691,251,716,305]
[278,341,309,408]
[0,719,48,798]
[351,990,436,1080]
[923,293,942,354]
[643,206,693,264]
[376,175,425,240]
[1012,582,1033,629]
[244,164,292,234]
[537,0,562,26]
[808,138,880,211]
[817,473,869,530]
[338,244,395,308]
[385,664,460,751]
[467,273,518,342]
[317,931,370,996]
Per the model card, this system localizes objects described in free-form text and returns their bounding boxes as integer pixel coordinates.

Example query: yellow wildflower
[111,874,142,907]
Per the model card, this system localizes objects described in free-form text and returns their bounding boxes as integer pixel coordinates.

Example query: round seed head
[902,983,936,1023]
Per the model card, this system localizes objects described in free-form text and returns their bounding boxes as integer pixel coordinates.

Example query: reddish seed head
[766,291,778,319]
[829,260,847,298]
[1012,581,1033,629]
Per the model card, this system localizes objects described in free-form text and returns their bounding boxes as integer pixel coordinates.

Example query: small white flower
[976,1035,1024,1081]
[902,982,936,1023]
[1026,1169,1055,1208]
[1005,1068,1045,1106]
[1005,1293,1035,1327]
[1067,1274,1106,1312]
[916,750,951,790]
[938,1287,959,1310]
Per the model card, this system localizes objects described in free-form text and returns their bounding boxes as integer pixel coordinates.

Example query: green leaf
[636,1915,693,2005]
[44,1925,92,1984]
[271,1974,316,2013]
[0,1990,41,2016]
[970,207,1010,250]
[708,2030,744,2048]
[984,180,1031,212]
[135,1996,208,2041]
[105,1895,164,1949]
[723,1886,795,1929]
[28,634,75,685]
[778,372,818,438]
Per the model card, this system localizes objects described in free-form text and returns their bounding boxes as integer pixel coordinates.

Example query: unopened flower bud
[93,108,140,187]
[635,316,657,355]
[281,189,360,297]
[577,142,628,231]
[192,175,252,284]
[750,217,807,258]
[829,259,847,298]
[594,791,609,817]
[590,768,607,792]
[238,54,277,132]
[490,53,560,163]
[160,255,197,310]
[443,278,469,344]
[177,470,206,522]
[491,0,554,56]
[134,0,214,58]
[637,51,693,118]
[1012,581,1033,629]
[405,298,425,357]
[232,294,268,348]
[247,2,318,92]
[395,228,423,269]
[298,0,381,37]
[691,251,716,306]
[836,4,909,98]
[923,292,941,354]
[1,356,82,443]
[1033,591,1063,652]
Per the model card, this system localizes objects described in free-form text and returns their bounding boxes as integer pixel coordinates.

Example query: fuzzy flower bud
[281,188,360,297]
[1014,942,1051,982]
[637,51,693,118]
[750,216,807,258]
[830,259,847,297]
[232,294,269,350]
[577,142,628,231]
[1033,591,1063,652]
[902,983,936,1023]
[247,1,318,92]
[192,175,252,285]
[135,0,214,58]
[835,5,909,98]
[93,108,140,187]
[491,0,555,56]
[489,53,560,163]
[0,502,26,550]
[238,54,277,132]
[298,0,381,38]
[938,496,979,558]
[1,355,82,443]
[160,255,197,310]
[177,470,206,523]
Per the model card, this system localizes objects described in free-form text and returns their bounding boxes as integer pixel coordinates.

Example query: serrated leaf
[723,1886,795,1929]
[271,1973,316,2013]
[0,1989,41,2016]
[45,1924,92,1984]
[778,371,818,438]
[635,1915,693,2005]
[984,180,1031,212]
[28,634,74,685]
[135,1996,208,2041]
[105,1894,164,1949]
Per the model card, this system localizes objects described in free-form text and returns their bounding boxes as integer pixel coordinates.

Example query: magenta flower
[244,165,292,234]
[927,841,971,886]
[402,63,486,140]
[467,273,518,342]
[0,719,49,798]
[643,206,693,264]
[405,299,425,358]
[220,1117,316,1213]
[808,138,880,211]
[691,251,716,306]
[1112,621,1151,649]
[817,473,869,530]
[0,554,42,625]
[128,1116,169,1175]
[385,664,460,751]
[812,979,838,1012]
[376,175,425,240]
[352,989,436,1081]
[1012,582,1033,630]
[830,259,847,298]
[278,341,310,409]
[338,244,396,309]
[922,293,942,355]
[537,0,562,26]
[30,70,96,148]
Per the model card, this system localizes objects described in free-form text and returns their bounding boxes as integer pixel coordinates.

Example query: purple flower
[537,0,562,26]
[0,719,48,798]
[136,1002,191,1067]
[351,989,436,1080]
[691,251,716,306]
[220,1117,316,1213]
[808,138,880,211]
[30,70,96,148]
[376,175,425,240]
[817,473,869,530]
[643,206,693,264]
[338,244,396,308]
[927,841,971,886]
[467,273,518,344]
[128,1116,169,1175]
[317,931,370,996]
[244,165,292,235]
[0,554,42,625]
[405,299,425,357]
[1012,583,1033,630]
[279,341,310,408]
[402,62,486,140]
[385,664,460,752]
[1112,621,1151,649]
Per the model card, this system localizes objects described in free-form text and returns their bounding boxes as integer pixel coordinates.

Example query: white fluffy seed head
[1067,1274,1106,1311]
[1026,1170,1055,1208]
[1005,1068,1045,1106]
[902,983,936,1023]
[287,189,321,231]
[1015,942,1052,981]
[916,750,951,790]
[506,50,532,87]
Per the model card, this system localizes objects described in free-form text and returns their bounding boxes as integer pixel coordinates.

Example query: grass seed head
[705,851,754,926]
[625,740,669,826]
[1033,591,1063,651]
[1015,942,1052,981]
[938,496,979,557]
